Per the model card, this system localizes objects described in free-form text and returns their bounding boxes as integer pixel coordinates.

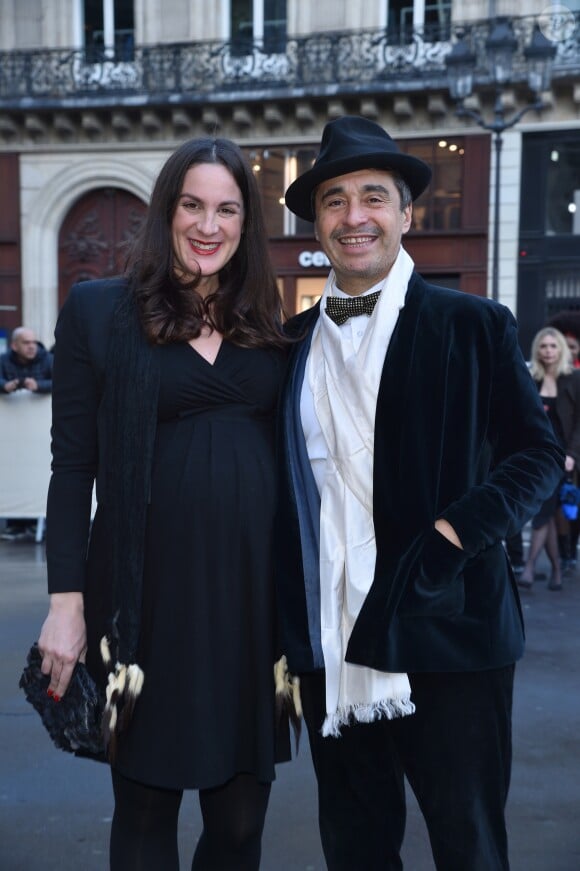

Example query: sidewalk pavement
[0,539,579,870]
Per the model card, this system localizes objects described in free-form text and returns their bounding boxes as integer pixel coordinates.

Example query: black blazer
[275,273,564,675]
[46,278,133,594]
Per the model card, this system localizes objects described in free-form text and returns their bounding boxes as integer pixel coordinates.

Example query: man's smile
[336,234,378,248]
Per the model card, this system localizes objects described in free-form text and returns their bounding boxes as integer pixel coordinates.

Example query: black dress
[85,340,287,790]
[532,395,562,529]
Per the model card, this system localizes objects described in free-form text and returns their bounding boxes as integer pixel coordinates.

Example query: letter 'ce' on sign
[298,250,331,268]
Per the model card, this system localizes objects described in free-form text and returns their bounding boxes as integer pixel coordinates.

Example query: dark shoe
[516,576,533,590]
[548,577,563,591]
[534,571,548,581]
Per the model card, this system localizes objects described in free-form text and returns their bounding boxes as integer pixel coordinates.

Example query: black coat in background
[275,273,564,676]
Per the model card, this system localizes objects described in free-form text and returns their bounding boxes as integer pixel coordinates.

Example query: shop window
[292,149,318,237]
[546,271,580,303]
[546,142,580,236]
[82,0,134,62]
[243,148,286,236]
[243,146,317,238]
[399,138,465,233]
[249,141,465,238]
[296,278,325,313]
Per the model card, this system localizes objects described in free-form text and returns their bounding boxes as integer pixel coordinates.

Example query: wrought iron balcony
[0,13,578,110]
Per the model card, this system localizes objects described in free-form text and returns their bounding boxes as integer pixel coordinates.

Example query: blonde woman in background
[518,327,580,591]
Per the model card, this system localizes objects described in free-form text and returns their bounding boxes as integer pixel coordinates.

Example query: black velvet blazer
[275,273,564,675]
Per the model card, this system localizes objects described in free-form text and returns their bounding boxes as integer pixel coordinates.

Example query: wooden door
[58,188,147,307]
[0,154,22,340]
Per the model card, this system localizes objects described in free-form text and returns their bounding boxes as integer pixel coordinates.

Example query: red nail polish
[53,694,60,703]
[47,689,54,697]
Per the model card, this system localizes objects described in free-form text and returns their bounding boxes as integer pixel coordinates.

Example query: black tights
[110,768,271,871]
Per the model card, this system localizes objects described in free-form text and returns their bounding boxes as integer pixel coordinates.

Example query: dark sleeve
[45,287,100,594]
[441,310,565,554]
[0,354,11,391]
[34,355,53,394]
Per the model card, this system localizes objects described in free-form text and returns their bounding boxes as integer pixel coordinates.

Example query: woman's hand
[565,454,575,473]
[38,593,87,701]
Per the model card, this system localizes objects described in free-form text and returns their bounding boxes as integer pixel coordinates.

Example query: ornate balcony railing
[0,13,578,109]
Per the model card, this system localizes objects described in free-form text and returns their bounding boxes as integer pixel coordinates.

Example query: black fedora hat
[285,116,432,222]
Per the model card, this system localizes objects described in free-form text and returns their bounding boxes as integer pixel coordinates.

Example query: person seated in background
[1,327,53,541]
[0,326,53,394]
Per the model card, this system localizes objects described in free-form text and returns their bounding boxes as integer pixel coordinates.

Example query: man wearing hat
[275,116,563,869]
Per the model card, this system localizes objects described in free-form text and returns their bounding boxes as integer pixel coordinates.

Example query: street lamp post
[445,20,556,302]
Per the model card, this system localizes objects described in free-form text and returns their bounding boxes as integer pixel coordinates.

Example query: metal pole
[491,130,502,303]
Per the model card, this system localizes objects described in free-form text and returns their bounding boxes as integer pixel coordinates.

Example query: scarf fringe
[274,655,302,751]
[100,635,144,761]
[321,696,416,738]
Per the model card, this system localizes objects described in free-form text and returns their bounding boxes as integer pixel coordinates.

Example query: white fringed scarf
[307,247,416,736]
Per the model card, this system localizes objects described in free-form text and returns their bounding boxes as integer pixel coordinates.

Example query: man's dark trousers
[300,665,514,871]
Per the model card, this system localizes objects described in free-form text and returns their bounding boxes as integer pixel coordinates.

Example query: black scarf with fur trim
[101,286,160,670]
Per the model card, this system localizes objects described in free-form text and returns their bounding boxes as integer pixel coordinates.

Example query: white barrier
[0,391,96,540]
[0,391,52,526]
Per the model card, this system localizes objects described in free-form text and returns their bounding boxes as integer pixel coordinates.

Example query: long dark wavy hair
[125,137,288,347]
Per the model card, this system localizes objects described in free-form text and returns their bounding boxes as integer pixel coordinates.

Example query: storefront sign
[298,250,330,268]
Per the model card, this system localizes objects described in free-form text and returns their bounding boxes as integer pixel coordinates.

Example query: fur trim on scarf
[274,655,302,750]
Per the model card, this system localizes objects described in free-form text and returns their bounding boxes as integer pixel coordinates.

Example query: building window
[399,137,465,232]
[264,0,287,52]
[385,0,451,41]
[82,0,134,62]
[230,0,287,53]
[546,142,580,236]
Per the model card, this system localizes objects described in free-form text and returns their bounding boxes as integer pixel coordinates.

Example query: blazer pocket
[398,528,467,618]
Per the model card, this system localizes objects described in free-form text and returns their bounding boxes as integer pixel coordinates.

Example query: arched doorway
[58,187,147,307]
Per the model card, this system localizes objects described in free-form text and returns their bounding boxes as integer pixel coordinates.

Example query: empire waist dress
[84,339,288,790]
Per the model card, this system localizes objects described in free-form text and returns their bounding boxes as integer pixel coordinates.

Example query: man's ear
[401,204,413,235]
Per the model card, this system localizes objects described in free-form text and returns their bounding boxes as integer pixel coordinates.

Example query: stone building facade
[0,0,579,352]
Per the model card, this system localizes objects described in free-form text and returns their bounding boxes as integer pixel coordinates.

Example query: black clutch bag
[19,643,105,758]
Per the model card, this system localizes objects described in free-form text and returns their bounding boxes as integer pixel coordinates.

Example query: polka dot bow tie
[324,290,382,326]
